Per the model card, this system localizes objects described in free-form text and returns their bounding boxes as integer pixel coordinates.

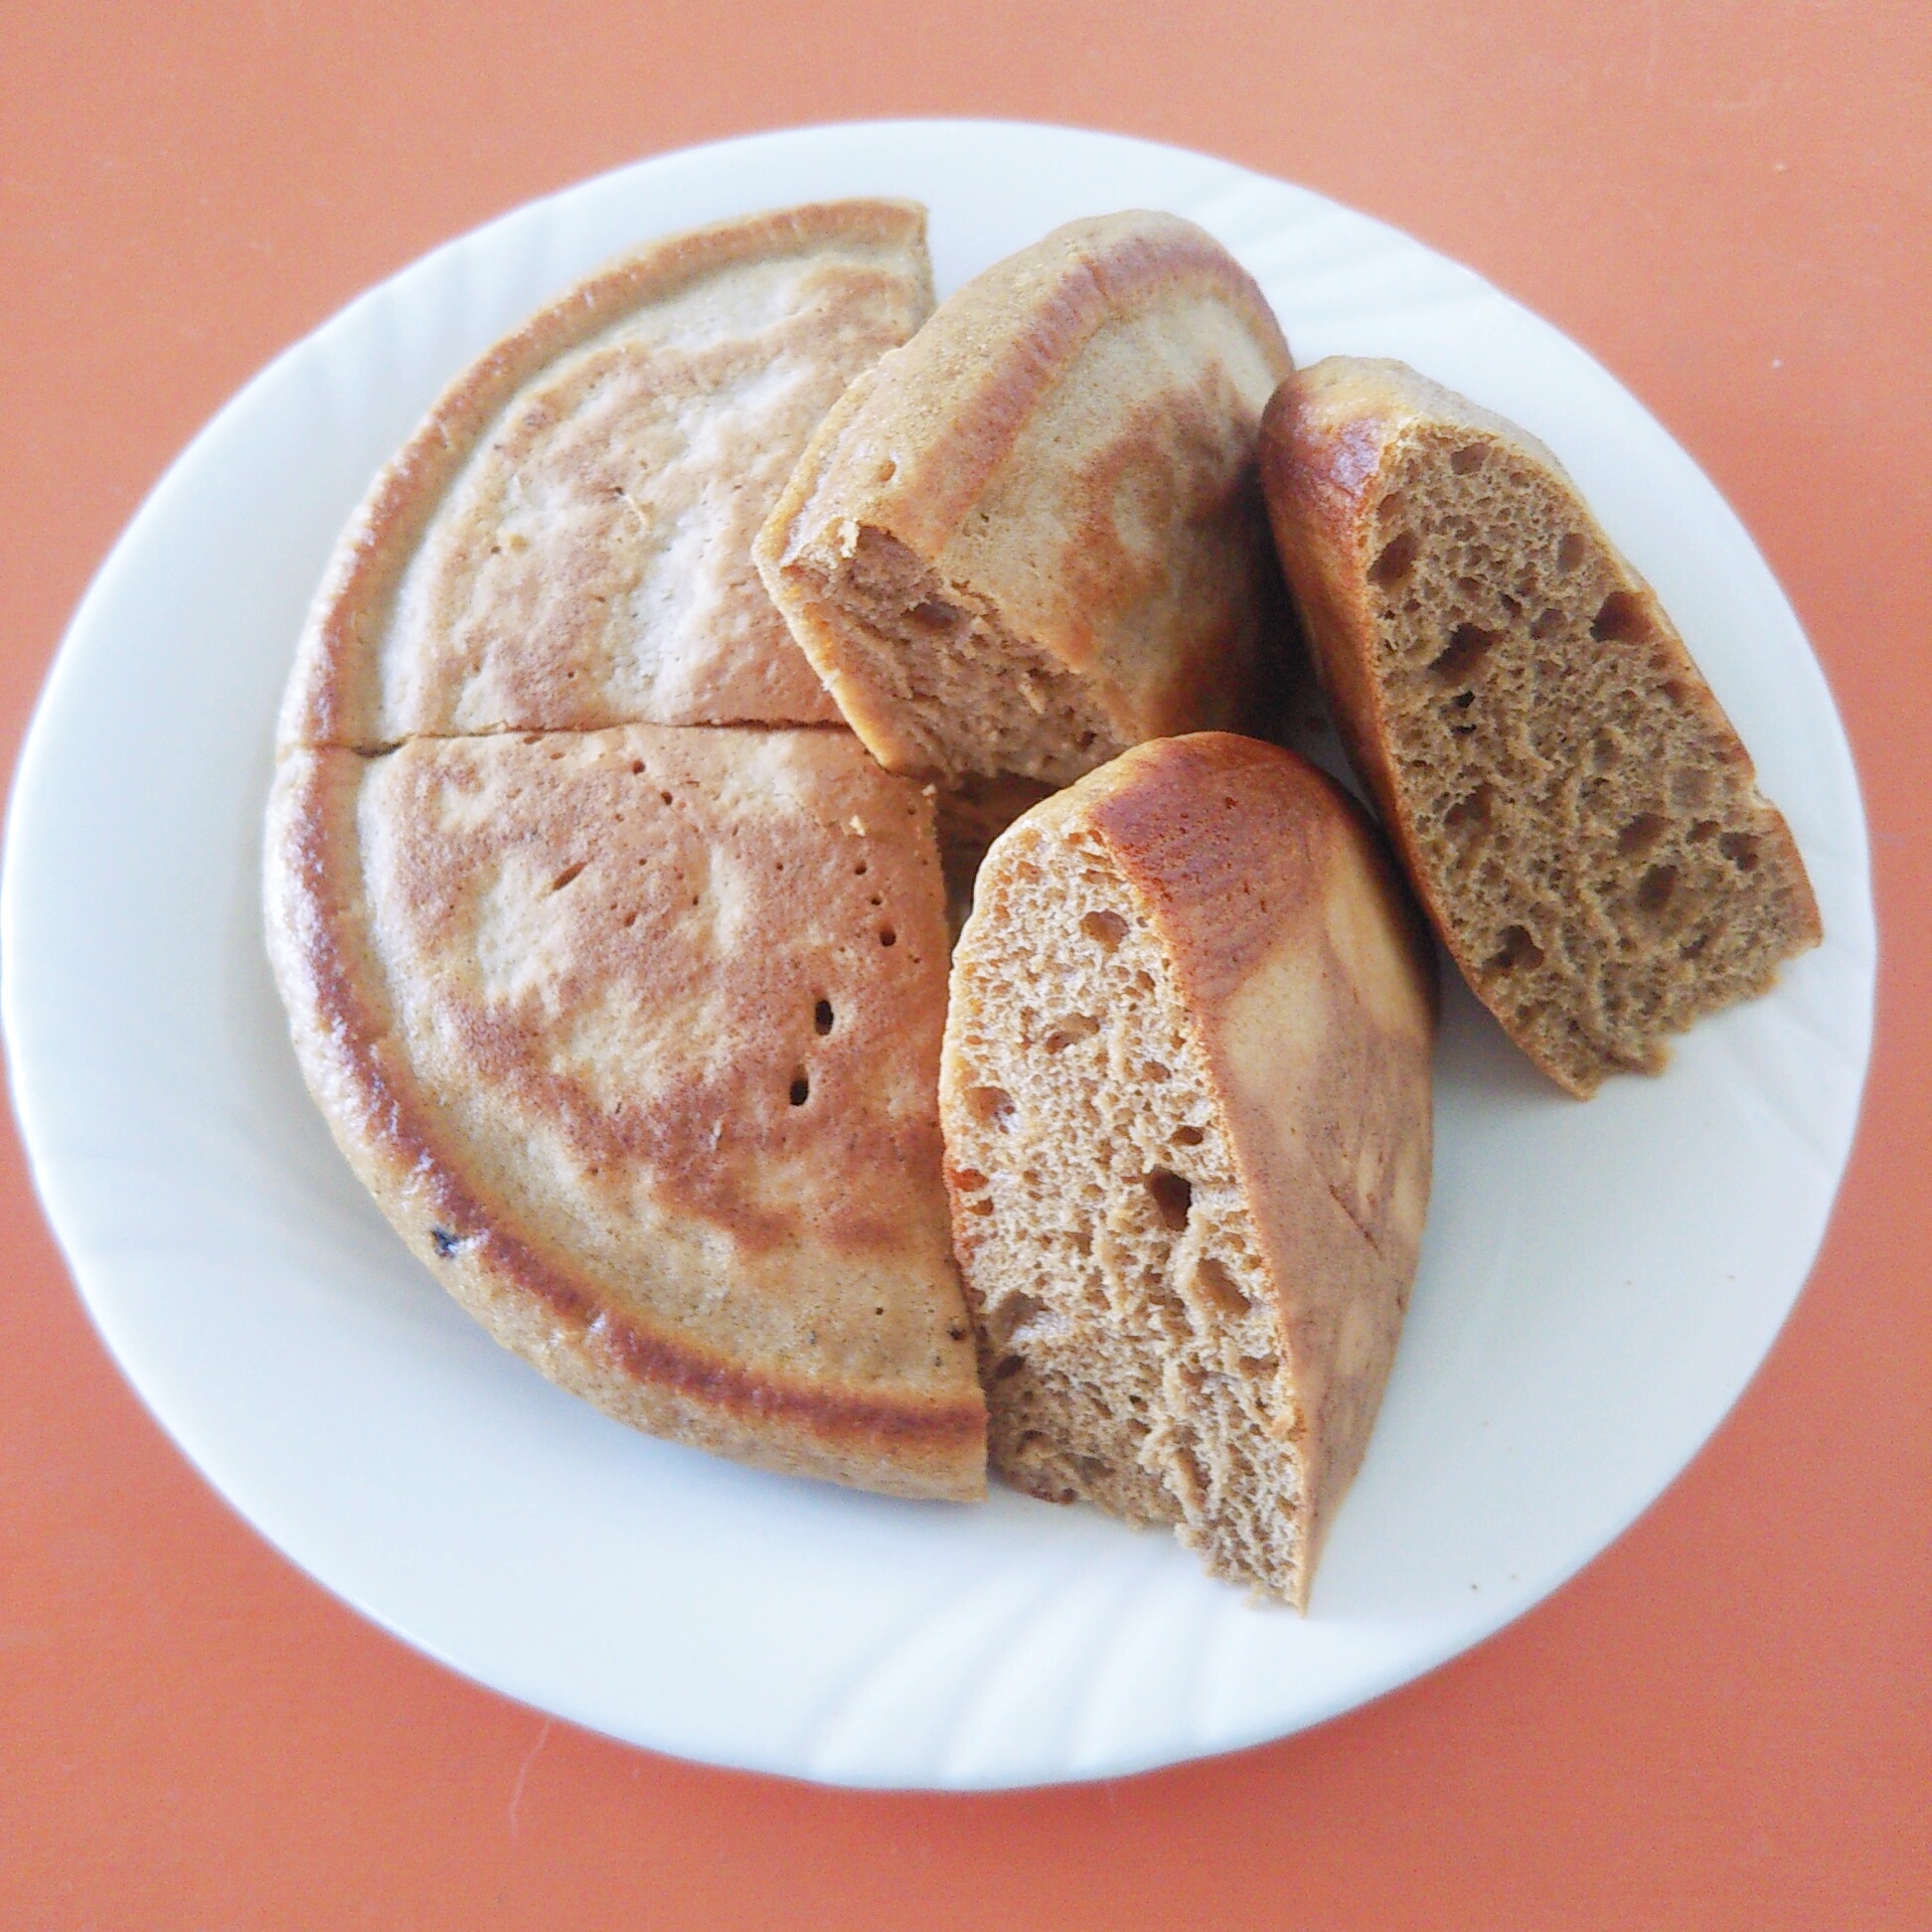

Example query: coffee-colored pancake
[265,724,985,1500]
[279,201,933,751]
[755,211,1293,788]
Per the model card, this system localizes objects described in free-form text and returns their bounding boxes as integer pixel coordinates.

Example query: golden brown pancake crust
[755,212,1294,785]
[279,200,933,751]
[266,204,986,1500]
[267,726,984,1499]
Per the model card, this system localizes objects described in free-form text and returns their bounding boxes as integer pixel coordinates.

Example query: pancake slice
[279,201,934,751]
[941,735,1436,1603]
[1258,358,1822,1095]
[755,212,1293,788]
[266,724,985,1500]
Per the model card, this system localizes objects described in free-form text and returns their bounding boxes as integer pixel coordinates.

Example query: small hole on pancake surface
[550,862,586,892]
[789,1070,810,1106]
[814,999,834,1035]
[630,760,645,774]
[880,927,896,947]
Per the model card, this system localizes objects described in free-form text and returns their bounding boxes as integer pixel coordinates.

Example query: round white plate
[1,121,1872,1790]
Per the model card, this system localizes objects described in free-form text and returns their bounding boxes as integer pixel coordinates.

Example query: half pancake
[265,724,985,1500]
[754,211,1294,788]
[279,200,934,750]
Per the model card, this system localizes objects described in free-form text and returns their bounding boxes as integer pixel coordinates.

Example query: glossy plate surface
[0,120,1872,1789]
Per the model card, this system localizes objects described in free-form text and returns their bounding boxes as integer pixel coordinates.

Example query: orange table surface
[2,5,1926,1926]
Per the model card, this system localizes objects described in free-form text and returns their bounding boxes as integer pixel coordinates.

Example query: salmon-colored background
[3,4,1926,1925]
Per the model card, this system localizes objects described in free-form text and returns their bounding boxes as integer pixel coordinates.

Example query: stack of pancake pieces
[267,200,1819,1607]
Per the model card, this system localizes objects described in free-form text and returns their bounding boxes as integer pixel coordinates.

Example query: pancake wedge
[279,201,933,750]
[1259,358,1821,1095]
[755,213,1293,787]
[941,734,1436,1604]
[266,724,984,1499]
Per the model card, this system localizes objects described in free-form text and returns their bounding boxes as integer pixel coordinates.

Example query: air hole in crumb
[1193,1256,1249,1318]
[788,1070,810,1106]
[1174,1125,1205,1147]
[1239,1354,1280,1378]
[1450,442,1487,475]
[991,1292,1044,1344]
[908,597,959,631]
[1445,783,1493,838]
[1680,932,1711,960]
[1618,812,1669,858]
[1557,533,1587,573]
[659,790,673,805]
[1143,1168,1193,1231]
[1688,818,1719,844]
[877,457,897,484]
[549,862,586,892]
[1042,1013,1099,1053]
[966,1086,1014,1128]
[1719,832,1760,872]
[1638,864,1680,913]
[1368,529,1418,585]
[952,1168,989,1192]
[630,760,645,774]
[1530,607,1563,641]
[1430,622,1501,685]
[1590,590,1651,643]
[814,999,834,1035]
[1081,908,1128,952]
[994,1354,1026,1381]
[1592,730,1621,770]
[1487,924,1544,975]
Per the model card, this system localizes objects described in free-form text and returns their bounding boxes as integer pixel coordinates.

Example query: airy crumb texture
[265,724,985,1501]
[756,212,1294,787]
[1261,358,1822,1096]
[941,734,1436,1605]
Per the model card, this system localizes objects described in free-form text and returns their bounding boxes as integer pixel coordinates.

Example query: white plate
[0,120,1872,1790]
